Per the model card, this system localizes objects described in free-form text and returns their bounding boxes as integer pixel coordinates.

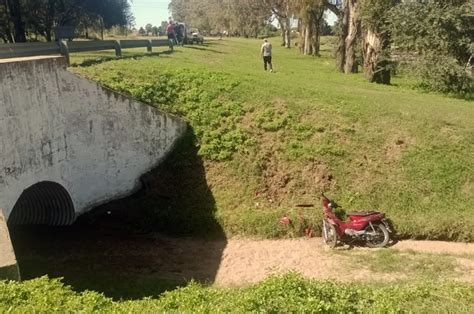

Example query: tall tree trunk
[45,29,52,42]
[336,2,349,72]
[363,28,391,84]
[298,20,305,54]
[45,0,55,42]
[284,17,291,48]
[344,0,361,73]
[6,0,26,42]
[312,10,324,56]
[304,25,312,55]
[313,23,321,55]
[100,17,104,40]
[2,3,14,43]
[4,22,14,43]
[277,17,285,46]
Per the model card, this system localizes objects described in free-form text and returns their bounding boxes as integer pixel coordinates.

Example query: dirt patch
[12,215,474,290]
[394,240,474,255]
[384,134,415,163]
[271,98,288,113]
[103,236,473,286]
[254,154,293,204]
[254,156,333,205]
[461,180,474,197]
[212,238,402,285]
[455,258,474,282]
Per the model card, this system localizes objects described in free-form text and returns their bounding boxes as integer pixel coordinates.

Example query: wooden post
[114,40,122,57]
[147,40,152,53]
[59,40,70,65]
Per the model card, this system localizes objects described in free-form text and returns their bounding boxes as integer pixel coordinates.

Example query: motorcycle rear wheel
[322,219,338,248]
[365,223,390,248]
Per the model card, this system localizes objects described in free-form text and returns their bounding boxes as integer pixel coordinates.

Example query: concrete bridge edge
[0,210,20,281]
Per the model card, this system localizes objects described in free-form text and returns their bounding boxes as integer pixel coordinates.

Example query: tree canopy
[0,0,133,42]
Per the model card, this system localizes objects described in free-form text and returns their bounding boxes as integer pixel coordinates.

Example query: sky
[130,0,338,29]
[130,0,171,28]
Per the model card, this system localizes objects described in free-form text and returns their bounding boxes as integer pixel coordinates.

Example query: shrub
[388,1,473,95]
[1,274,473,313]
[417,53,473,96]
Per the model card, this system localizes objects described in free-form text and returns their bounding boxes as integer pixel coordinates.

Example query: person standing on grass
[261,38,273,72]
[167,21,175,50]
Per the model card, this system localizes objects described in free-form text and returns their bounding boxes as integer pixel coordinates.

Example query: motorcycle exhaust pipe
[344,229,367,236]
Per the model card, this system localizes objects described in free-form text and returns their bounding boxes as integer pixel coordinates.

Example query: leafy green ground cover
[71,37,474,241]
[1,273,473,313]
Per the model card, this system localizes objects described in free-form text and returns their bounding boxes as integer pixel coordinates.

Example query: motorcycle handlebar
[321,193,339,209]
[321,193,331,202]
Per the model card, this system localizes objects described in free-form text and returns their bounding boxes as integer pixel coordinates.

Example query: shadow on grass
[10,128,227,300]
[184,45,226,54]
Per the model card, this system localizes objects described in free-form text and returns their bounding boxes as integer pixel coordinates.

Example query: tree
[263,0,292,48]
[169,0,271,37]
[360,0,398,84]
[6,0,26,42]
[0,0,133,42]
[161,20,168,33]
[0,0,14,42]
[152,26,159,36]
[169,0,188,22]
[138,26,146,36]
[321,20,332,35]
[389,0,473,94]
[335,0,361,73]
[294,0,326,56]
[145,23,153,36]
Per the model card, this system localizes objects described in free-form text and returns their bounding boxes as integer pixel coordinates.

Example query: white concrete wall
[0,56,186,220]
[0,210,19,280]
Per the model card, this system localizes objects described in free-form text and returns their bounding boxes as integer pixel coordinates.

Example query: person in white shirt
[261,39,273,72]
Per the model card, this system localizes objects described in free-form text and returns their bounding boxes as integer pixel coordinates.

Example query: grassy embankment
[1,273,473,313]
[71,37,474,241]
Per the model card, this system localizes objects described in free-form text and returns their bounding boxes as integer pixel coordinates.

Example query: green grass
[1,273,473,313]
[337,249,462,281]
[70,37,474,241]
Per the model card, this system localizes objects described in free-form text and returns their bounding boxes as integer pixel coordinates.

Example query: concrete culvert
[8,181,75,226]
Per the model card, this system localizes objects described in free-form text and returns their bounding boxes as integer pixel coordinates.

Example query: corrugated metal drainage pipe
[7,181,75,226]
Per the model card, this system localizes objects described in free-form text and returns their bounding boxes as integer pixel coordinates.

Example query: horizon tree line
[0,0,134,43]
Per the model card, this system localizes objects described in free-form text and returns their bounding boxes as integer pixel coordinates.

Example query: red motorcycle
[321,193,392,248]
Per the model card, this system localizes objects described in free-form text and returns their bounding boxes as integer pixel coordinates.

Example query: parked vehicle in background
[174,22,187,46]
[187,28,204,45]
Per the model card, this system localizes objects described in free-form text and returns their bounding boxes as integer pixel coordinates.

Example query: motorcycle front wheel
[322,219,338,248]
[365,223,390,248]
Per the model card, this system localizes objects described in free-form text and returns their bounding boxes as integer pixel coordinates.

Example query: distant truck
[187,28,204,45]
[172,23,204,45]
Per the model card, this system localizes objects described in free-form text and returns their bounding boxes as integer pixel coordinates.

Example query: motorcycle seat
[348,211,380,217]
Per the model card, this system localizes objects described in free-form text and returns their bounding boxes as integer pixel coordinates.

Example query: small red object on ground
[279,215,291,226]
